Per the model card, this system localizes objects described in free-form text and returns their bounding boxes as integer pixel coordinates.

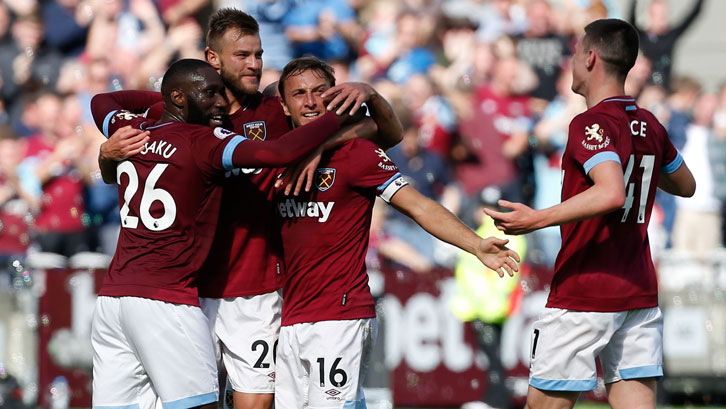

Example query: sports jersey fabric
[278,138,408,325]
[549,96,682,312]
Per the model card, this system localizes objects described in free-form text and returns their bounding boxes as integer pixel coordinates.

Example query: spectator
[673,92,721,254]
[403,73,457,159]
[41,0,94,57]
[0,125,32,273]
[455,54,535,208]
[515,0,571,102]
[628,0,705,89]
[282,0,360,61]
[0,13,62,133]
[20,89,90,257]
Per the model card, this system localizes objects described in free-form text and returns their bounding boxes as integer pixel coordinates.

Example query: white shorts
[529,307,663,391]
[200,290,282,394]
[275,319,377,409]
[91,296,218,409]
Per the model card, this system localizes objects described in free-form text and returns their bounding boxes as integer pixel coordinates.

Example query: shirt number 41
[621,154,655,224]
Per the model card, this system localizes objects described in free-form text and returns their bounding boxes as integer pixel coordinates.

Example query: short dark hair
[583,19,639,82]
[161,59,213,95]
[278,57,336,99]
[206,8,259,53]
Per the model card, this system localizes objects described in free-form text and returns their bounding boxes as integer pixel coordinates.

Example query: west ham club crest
[315,168,336,191]
[243,121,267,141]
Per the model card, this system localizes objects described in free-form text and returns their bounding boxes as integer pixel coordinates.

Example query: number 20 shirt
[97,110,245,307]
[277,139,408,326]
[550,96,683,312]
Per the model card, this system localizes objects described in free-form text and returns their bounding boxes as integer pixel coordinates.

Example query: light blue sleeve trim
[530,376,597,392]
[93,404,140,409]
[162,392,217,409]
[619,365,663,379]
[583,151,621,175]
[377,172,402,192]
[222,135,248,170]
[661,151,683,174]
[102,110,118,138]
[343,398,366,409]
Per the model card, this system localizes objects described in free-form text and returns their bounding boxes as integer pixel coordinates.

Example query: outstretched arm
[672,0,705,37]
[389,185,520,277]
[484,161,625,235]
[90,91,162,132]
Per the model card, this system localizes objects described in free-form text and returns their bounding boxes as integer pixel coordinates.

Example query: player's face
[211,30,263,97]
[280,70,333,127]
[186,67,228,127]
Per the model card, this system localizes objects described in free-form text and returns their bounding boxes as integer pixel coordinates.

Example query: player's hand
[101,126,150,162]
[322,82,374,116]
[475,237,520,278]
[483,200,541,235]
[275,148,323,196]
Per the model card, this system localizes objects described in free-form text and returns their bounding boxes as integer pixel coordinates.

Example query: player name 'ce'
[278,199,334,223]
[140,140,178,159]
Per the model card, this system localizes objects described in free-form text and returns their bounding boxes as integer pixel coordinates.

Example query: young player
[273,57,520,409]
[484,19,696,409]
[89,59,351,409]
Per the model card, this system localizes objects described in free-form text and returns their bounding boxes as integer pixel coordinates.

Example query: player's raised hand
[322,82,374,116]
[475,237,520,278]
[101,126,150,162]
[483,200,541,235]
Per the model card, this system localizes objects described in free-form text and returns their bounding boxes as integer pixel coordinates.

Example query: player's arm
[389,185,520,277]
[485,161,625,235]
[90,90,162,132]
[658,161,696,197]
[322,82,403,150]
[223,112,354,168]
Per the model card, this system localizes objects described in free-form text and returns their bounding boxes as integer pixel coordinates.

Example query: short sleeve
[191,126,249,179]
[102,110,149,139]
[654,119,682,174]
[347,140,409,202]
[568,113,621,175]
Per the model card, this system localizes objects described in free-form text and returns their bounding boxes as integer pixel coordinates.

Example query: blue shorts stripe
[377,172,402,192]
[583,151,621,175]
[102,110,118,138]
[661,151,683,174]
[343,398,366,409]
[619,365,663,379]
[94,404,141,409]
[530,376,597,392]
[162,392,217,409]
[222,135,248,170]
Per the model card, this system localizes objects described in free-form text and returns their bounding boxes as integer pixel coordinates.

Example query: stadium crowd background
[0,0,725,407]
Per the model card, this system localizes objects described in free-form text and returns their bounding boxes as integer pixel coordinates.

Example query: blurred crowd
[0,0,722,284]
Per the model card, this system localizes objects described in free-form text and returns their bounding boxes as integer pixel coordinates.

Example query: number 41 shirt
[549,96,683,312]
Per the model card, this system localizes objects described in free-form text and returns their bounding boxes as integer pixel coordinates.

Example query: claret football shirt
[549,96,683,312]
[277,138,408,325]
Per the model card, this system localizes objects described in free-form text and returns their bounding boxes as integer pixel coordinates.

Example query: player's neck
[584,80,626,109]
[227,91,254,115]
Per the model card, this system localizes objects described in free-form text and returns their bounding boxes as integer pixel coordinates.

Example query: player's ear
[170,89,186,108]
[280,98,290,117]
[206,48,220,70]
[586,50,596,70]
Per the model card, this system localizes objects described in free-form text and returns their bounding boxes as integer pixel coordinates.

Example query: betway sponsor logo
[278,199,334,223]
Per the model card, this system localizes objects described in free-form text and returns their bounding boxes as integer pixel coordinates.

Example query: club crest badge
[243,121,266,141]
[316,168,336,191]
